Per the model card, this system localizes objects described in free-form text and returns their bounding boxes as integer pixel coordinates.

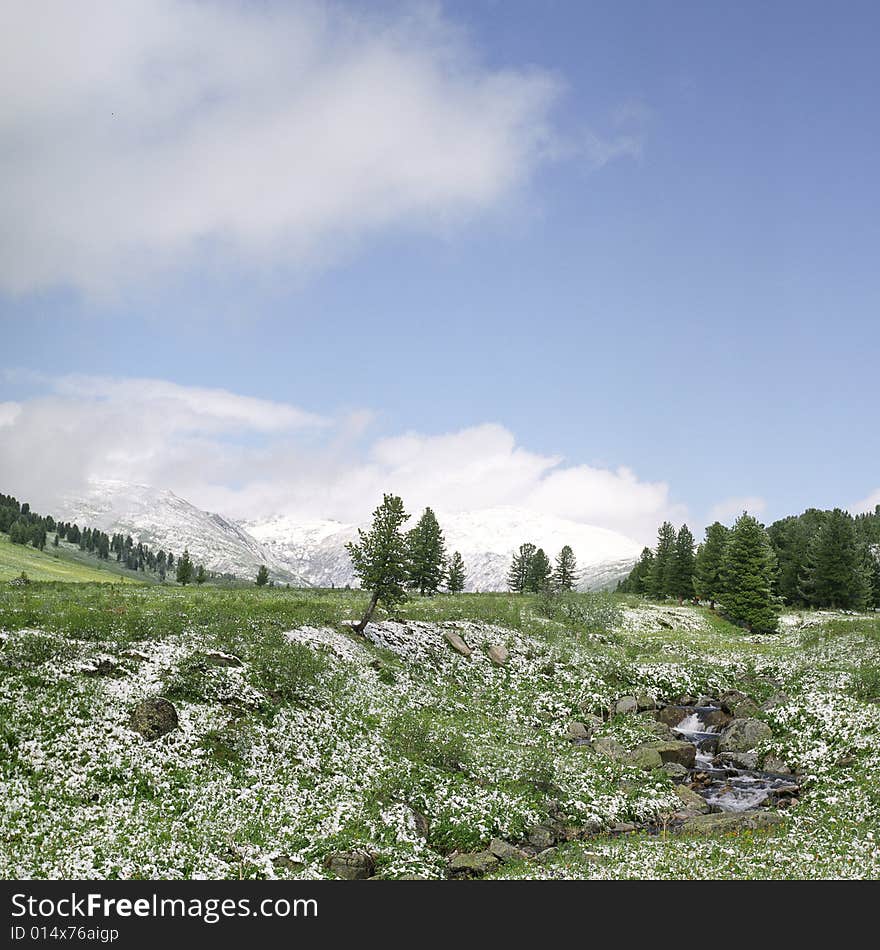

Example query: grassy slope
[0,586,878,879]
[0,534,140,583]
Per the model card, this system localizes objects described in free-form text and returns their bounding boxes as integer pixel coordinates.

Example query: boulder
[449,851,498,876]
[325,851,375,880]
[526,824,557,850]
[662,762,690,783]
[623,747,663,771]
[656,705,693,728]
[675,785,710,814]
[646,720,677,740]
[487,644,509,666]
[443,630,472,657]
[714,751,759,770]
[592,736,625,759]
[719,690,761,718]
[204,651,243,667]
[613,696,639,716]
[488,838,529,863]
[567,721,591,741]
[674,811,784,837]
[717,718,772,754]
[639,740,696,768]
[130,698,179,741]
[762,755,793,775]
[761,692,791,711]
[636,692,657,711]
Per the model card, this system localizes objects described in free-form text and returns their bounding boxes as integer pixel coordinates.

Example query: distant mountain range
[58,480,640,591]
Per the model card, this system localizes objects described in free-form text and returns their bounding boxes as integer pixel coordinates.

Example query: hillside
[0,533,140,583]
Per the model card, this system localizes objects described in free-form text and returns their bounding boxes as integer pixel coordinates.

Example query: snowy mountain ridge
[57,480,640,590]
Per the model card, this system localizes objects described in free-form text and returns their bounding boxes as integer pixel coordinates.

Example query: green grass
[1,584,878,880]
[0,533,140,584]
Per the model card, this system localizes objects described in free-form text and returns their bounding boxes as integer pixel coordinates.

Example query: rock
[717,718,772,753]
[719,690,761,718]
[82,658,120,677]
[697,695,717,707]
[761,692,791,710]
[675,785,710,814]
[325,851,375,880]
[535,847,558,863]
[488,838,529,863]
[762,755,793,775]
[567,721,591,741]
[646,720,677,740]
[487,644,509,666]
[714,751,759,770]
[448,851,498,876]
[527,824,557,850]
[614,696,639,716]
[656,705,693,728]
[638,740,696,768]
[610,822,637,834]
[662,762,690,783]
[443,631,471,657]
[410,809,430,837]
[623,747,664,770]
[273,855,305,873]
[592,736,625,759]
[129,698,179,740]
[636,692,657,711]
[674,811,785,837]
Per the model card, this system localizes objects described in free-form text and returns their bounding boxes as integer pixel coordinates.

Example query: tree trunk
[354,590,380,634]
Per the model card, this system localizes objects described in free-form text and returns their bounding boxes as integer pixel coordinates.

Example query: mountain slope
[57,480,305,584]
[245,506,641,591]
[0,533,140,583]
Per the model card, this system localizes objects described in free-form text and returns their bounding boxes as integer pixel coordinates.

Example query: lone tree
[693,522,729,609]
[721,513,780,632]
[552,544,579,591]
[507,542,536,593]
[446,551,467,594]
[526,547,552,592]
[256,564,270,587]
[346,493,411,633]
[176,549,194,586]
[407,507,446,596]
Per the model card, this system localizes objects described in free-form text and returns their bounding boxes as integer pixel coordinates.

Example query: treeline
[620,505,880,632]
[0,491,233,586]
[507,543,579,593]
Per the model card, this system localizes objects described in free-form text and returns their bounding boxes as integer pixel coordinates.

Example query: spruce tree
[507,543,536,594]
[176,549,194,586]
[446,551,467,594]
[526,547,552,592]
[693,522,729,608]
[194,565,206,585]
[799,508,870,609]
[649,522,677,598]
[620,547,655,594]
[721,513,780,632]
[669,524,696,601]
[256,564,269,587]
[552,545,579,591]
[346,494,411,633]
[406,507,446,596]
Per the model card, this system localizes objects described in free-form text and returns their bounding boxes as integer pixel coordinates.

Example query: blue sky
[1,1,878,540]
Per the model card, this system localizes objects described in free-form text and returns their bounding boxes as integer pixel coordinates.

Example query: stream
[665,706,799,812]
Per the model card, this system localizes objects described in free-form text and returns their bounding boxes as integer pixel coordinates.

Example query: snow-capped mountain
[57,480,305,584]
[57,481,640,590]
[245,505,641,591]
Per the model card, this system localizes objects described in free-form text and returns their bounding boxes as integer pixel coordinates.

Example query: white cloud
[0,376,681,543]
[853,488,880,513]
[708,495,767,525]
[0,0,567,296]
[0,402,22,427]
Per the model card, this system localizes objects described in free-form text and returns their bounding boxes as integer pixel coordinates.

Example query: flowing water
[667,706,798,812]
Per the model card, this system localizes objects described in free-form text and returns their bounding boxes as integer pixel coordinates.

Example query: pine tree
[446,551,467,594]
[868,546,880,609]
[526,547,552,592]
[693,522,729,608]
[799,508,870,609]
[406,507,446,596]
[507,543,536,593]
[195,565,207,585]
[649,522,677,598]
[721,513,780,632]
[669,524,696,601]
[256,564,269,587]
[346,494,411,633]
[176,549,194,586]
[552,545,579,591]
[619,547,655,594]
